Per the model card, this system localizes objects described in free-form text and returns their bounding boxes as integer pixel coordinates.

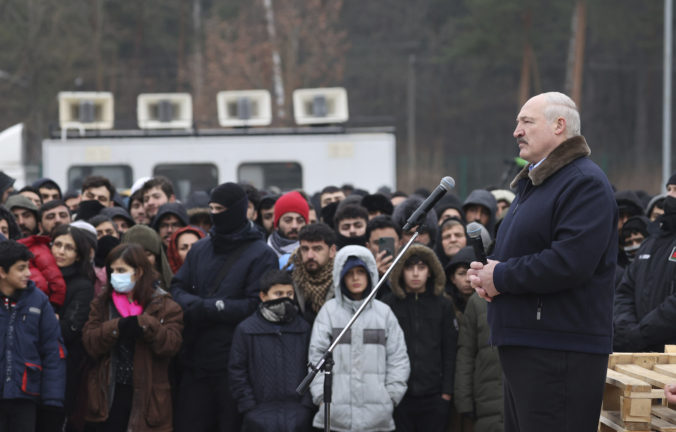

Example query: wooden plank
[615,364,674,389]
[621,396,652,422]
[655,364,676,379]
[600,411,651,431]
[651,415,676,432]
[628,389,666,399]
[610,353,638,370]
[664,345,676,354]
[653,406,676,424]
[606,368,652,394]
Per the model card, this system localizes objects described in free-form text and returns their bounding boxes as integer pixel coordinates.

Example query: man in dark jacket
[383,243,457,432]
[0,240,66,430]
[228,270,313,432]
[469,92,617,432]
[614,194,676,352]
[171,182,279,432]
[152,202,188,248]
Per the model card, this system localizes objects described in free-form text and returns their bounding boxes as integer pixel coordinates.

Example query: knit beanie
[0,171,15,196]
[5,194,38,215]
[668,172,676,188]
[209,183,248,235]
[274,191,309,228]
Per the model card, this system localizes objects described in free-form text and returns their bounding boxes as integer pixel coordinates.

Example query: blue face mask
[111,272,135,293]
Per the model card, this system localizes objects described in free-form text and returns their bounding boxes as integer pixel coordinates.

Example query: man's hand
[666,384,676,404]
[375,250,394,276]
[468,259,500,302]
[441,393,452,401]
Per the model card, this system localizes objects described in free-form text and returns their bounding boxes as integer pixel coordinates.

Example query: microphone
[466,222,487,264]
[402,177,455,231]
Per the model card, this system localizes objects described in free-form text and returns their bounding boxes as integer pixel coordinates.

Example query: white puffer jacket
[309,245,410,432]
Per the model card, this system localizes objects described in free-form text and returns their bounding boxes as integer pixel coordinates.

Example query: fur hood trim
[510,136,591,189]
[388,243,446,299]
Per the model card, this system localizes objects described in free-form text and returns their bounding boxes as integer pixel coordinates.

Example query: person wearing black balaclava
[171,182,278,432]
[614,194,676,352]
[333,203,370,250]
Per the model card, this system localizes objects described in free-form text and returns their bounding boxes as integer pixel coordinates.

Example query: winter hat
[491,189,516,204]
[667,172,676,188]
[0,171,15,196]
[5,194,38,215]
[209,183,249,235]
[129,176,152,196]
[445,246,477,274]
[152,203,189,230]
[274,191,309,228]
[361,194,394,216]
[339,256,372,299]
[69,221,98,251]
[620,216,649,241]
[101,207,135,228]
[186,190,210,210]
[121,224,173,289]
[32,178,62,198]
[95,235,121,267]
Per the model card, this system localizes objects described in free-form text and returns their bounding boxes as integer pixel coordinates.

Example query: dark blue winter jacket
[229,309,313,431]
[489,136,618,354]
[171,222,278,372]
[0,281,66,406]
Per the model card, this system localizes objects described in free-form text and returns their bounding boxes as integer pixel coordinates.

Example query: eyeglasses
[51,241,76,253]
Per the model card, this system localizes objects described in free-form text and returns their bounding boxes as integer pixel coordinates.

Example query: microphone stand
[296,223,425,432]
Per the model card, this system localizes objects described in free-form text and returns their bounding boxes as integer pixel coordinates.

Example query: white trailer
[41,127,396,199]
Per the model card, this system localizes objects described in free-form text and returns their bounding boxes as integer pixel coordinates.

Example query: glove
[118,316,143,338]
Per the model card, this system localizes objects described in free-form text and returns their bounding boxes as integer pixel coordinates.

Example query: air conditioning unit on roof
[58,91,114,130]
[137,93,193,129]
[217,90,272,127]
[293,87,349,125]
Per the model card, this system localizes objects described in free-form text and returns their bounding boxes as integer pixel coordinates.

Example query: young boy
[384,243,457,432]
[228,269,313,432]
[309,245,410,432]
[0,241,66,431]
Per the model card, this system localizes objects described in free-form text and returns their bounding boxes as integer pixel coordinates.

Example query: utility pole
[407,54,416,191]
[564,0,587,107]
[664,0,673,187]
[192,0,204,121]
[262,0,286,120]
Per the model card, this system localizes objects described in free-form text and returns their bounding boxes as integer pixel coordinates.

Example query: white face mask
[110,272,135,293]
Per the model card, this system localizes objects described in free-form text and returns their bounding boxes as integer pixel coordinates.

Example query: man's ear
[329,244,337,259]
[554,117,567,136]
[259,291,267,302]
[169,194,176,203]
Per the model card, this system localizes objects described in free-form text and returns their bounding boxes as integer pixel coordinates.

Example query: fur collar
[510,135,591,189]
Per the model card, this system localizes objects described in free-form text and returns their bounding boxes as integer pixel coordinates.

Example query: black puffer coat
[228,310,313,432]
[383,243,457,397]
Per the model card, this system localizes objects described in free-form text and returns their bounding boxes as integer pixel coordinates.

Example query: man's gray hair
[543,92,581,138]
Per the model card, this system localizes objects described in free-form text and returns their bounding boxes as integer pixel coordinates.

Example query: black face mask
[336,232,369,250]
[258,297,298,323]
[661,196,676,232]
[210,195,248,235]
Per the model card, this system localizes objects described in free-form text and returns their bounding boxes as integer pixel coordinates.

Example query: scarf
[267,230,299,256]
[112,292,144,317]
[288,249,334,313]
[258,297,298,323]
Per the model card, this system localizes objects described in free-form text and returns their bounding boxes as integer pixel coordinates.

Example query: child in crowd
[308,245,410,431]
[0,241,66,431]
[229,270,314,432]
[384,243,457,432]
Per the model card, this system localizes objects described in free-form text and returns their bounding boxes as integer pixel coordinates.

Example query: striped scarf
[288,250,334,313]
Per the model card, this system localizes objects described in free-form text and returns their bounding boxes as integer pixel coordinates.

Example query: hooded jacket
[121,225,174,290]
[489,136,618,354]
[308,245,410,432]
[462,190,498,236]
[17,235,66,308]
[454,293,503,430]
[170,222,278,373]
[382,244,457,398]
[614,222,676,352]
[0,281,66,407]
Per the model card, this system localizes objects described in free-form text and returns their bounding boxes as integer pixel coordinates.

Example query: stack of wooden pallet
[599,351,676,432]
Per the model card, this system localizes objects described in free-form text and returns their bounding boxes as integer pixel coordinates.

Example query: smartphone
[377,236,396,257]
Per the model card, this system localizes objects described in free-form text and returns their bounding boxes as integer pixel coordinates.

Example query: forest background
[0,0,669,196]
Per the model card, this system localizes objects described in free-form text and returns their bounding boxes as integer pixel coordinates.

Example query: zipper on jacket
[536,298,543,321]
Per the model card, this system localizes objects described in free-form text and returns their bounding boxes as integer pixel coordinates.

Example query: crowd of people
[1,110,676,431]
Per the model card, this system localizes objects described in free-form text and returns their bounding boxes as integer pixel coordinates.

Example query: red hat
[274,191,309,228]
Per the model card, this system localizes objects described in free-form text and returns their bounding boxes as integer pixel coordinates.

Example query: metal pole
[664,0,673,187]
